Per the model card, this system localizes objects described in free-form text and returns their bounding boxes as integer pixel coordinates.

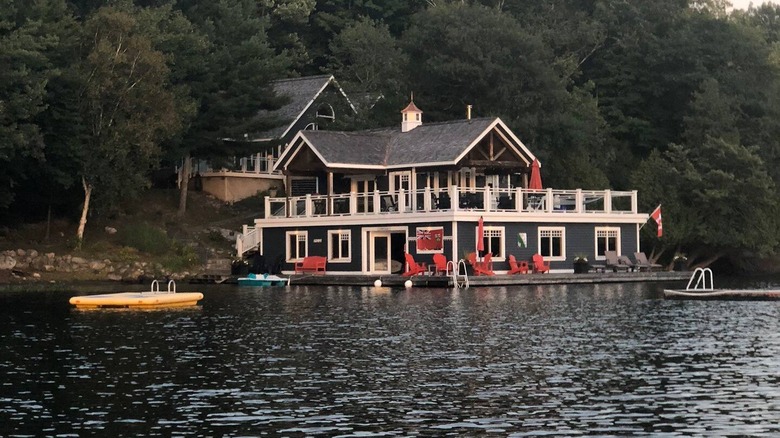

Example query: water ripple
[1,283,779,435]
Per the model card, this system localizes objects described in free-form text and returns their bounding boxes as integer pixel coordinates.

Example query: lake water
[2,280,780,436]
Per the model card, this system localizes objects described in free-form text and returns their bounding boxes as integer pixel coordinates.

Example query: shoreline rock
[0,249,197,284]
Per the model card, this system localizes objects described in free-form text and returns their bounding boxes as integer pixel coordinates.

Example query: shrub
[119,223,171,255]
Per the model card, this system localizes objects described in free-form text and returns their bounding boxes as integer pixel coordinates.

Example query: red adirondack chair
[508,255,529,274]
[403,253,427,276]
[432,253,449,275]
[532,254,550,274]
[468,252,495,276]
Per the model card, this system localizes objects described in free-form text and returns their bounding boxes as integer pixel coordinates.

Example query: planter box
[573,262,589,274]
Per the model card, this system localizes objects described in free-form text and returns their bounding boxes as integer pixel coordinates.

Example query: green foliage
[4,0,780,263]
[159,244,198,271]
[119,223,172,255]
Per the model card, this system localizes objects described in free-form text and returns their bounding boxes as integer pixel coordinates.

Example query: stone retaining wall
[1,249,194,282]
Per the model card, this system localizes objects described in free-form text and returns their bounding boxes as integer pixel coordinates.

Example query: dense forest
[2,0,780,267]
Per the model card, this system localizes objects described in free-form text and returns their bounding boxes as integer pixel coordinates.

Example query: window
[538,227,565,261]
[595,227,620,260]
[328,230,351,262]
[477,226,505,260]
[286,231,308,262]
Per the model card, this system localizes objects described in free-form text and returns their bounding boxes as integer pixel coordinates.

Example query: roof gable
[276,117,537,172]
[255,75,357,140]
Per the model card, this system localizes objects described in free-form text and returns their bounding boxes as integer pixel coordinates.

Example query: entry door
[369,232,391,274]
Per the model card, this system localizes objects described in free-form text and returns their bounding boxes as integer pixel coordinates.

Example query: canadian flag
[650,205,662,237]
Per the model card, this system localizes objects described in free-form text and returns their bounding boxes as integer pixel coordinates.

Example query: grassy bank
[0,189,262,283]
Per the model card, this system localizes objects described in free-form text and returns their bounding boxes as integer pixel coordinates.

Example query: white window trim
[286,231,308,263]
[416,226,445,254]
[327,230,351,263]
[476,225,506,261]
[538,226,566,261]
[594,226,621,261]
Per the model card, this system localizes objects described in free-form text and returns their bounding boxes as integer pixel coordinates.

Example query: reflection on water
[1,281,780,436]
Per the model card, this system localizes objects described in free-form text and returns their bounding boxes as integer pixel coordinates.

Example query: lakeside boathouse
[235,100,650,276]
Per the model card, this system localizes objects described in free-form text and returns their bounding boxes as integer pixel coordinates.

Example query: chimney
[400,94,423,132]
[467,105,472,120]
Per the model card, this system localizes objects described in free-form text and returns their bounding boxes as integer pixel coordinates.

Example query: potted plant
[673,253,687,271]
[573,254,589,274]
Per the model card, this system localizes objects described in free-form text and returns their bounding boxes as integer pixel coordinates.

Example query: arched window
[316,103,335,121]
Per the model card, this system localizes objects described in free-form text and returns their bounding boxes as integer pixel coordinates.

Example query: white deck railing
[196,155,281,176]
[236,224,260,256]
[264,186,638,219]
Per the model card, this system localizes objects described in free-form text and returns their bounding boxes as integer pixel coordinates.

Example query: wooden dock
[285,271,690,288]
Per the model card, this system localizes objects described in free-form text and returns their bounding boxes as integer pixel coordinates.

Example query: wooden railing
[264,186,638,219]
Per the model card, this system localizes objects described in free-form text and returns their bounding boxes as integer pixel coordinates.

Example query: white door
[369,232,391,274]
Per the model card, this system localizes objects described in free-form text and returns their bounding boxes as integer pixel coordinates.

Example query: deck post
[350,191,357,214]
[424,187,431,211]
[398,188,406,212]
[605,189,612,213]
[546,188,553,213]
[575,189,583,213]
[264,196,270,219]
[451,185,459,212]
[516,187,522,212]
[373,189,380,213]
[631,190,638,213]
[305,194,312,217]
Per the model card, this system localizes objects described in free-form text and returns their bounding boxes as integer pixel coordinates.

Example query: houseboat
[235,101,650,275]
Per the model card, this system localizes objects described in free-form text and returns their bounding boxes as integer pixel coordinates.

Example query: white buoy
[404,280,413,288]
[374,279,382,288]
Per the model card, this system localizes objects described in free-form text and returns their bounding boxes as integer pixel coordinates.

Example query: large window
[477,226,505,260]
[328,230,351,262]
[286,231,308,262]
[538,227,565,261]
[595,227,621,260]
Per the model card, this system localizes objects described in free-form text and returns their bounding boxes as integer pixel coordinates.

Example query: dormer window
[304,123,318,131]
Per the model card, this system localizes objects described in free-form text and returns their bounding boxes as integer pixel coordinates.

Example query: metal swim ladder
[149,279,177,294]
[452,259,469,289]
[685,267,714,291]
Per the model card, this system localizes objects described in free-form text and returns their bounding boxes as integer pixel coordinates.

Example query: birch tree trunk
[178,154,191,217]
[76,177,92,249]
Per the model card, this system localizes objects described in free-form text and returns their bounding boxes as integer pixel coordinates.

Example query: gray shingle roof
[298,118,500,168]
[256,75,334,139]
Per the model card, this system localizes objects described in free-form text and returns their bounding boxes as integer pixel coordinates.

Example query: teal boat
[237,273,289,287]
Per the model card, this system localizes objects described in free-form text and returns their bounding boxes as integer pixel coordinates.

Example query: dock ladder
[149,279,177,294]
[685,267,714,291]
[452,259,469,289]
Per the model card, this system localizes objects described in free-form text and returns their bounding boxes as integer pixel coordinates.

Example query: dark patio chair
[380,194,397,212]
[634,252,663,271]
[604,251,631,272]
[438,192,451,209]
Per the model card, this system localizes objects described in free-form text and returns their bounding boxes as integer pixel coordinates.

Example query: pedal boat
[237,273,289,287]
[69,280,203,309]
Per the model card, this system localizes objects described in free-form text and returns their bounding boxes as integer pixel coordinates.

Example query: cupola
[401,95,422,132]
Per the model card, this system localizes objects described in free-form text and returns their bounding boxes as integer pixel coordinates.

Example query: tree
[72,7,184,245]
[326,18,406,96]
[0,1,70,211]
[401,3,608,189]
[632,78,779,267]
[174,0,291,215]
